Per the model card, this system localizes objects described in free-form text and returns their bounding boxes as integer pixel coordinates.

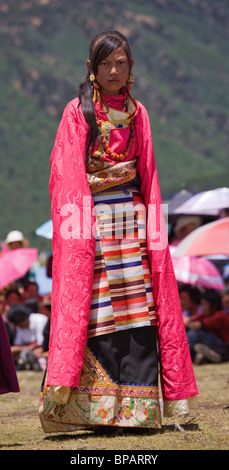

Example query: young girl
[39,31,198,433]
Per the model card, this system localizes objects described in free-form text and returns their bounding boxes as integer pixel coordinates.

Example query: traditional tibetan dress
[39,91,198,433]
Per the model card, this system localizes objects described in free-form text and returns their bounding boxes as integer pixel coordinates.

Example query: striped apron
[39,185,161,433]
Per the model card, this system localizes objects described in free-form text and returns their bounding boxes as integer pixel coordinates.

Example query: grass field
[0,363,228,453]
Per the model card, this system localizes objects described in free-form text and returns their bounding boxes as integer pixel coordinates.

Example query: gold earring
[127,72,135,91]
[129,73,135,83]
[90,73,95,82]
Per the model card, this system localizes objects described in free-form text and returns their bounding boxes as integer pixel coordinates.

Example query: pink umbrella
[173,217,229,257]
[0,248,38,289]
[172,256,225,290]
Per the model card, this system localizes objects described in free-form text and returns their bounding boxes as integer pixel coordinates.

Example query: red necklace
[96,118,134,162]
[94,88,136,162]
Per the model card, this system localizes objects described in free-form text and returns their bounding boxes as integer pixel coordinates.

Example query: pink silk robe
[47,97,198,402]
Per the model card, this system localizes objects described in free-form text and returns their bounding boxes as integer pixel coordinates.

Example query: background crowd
[0,230,51,373]
[1,206,229,374]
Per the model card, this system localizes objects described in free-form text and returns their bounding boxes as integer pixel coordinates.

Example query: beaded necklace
[95,90,135,162]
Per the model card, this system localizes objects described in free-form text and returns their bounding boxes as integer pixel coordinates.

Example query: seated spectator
[179,284,202,327]
[5,289,22,307]
[23,281,42,302]
[46,254,53,278]
[170,215,202,246]
[218,208,229,219]
[24,297,39,314]
[221,285,229,314]
[186,289,229,364]
[6,304,48,370]
[0,314,20,395]
[33,294,51,370]
[0,289,15,348]
[0,289,6,315]
[4,230,29,250]
[4,231,30,290]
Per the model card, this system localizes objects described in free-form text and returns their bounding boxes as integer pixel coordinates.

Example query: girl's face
[88,47,133,95]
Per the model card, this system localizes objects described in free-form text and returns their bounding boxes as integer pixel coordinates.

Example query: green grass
[0,363,228,451]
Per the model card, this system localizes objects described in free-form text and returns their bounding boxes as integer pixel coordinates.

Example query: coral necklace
[94,89,135,162]
[96,119,134,162]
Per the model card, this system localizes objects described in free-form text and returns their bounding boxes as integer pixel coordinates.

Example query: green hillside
[0,0,229,249]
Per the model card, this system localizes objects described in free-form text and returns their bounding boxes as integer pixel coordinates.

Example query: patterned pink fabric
[47,97,198,402]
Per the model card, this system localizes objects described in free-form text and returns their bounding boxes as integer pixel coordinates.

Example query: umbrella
[35,220,53,240]
[223,263,229,280]
[174,187,229,216]
[173,217,229,257]
[34,265,52,296]
[163,189,193,215]
[0,248,38,289]
[172,256,225,290]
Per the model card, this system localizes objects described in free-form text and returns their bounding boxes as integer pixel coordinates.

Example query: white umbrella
[174,187,229,216]
[163,189,193,215]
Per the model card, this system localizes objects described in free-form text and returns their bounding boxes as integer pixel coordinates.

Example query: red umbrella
[173,217,229,257]
[172,256,225,290]
[0,248,38,289]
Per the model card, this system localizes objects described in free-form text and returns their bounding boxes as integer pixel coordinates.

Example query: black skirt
[39,327,161,433]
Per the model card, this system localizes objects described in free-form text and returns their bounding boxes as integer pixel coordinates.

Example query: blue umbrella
[34,265,52,296]
[223,263,229,280]
[35,220,53,239]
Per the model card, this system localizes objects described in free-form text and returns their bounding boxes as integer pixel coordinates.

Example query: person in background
[5,289,22,308]
[0,313,20,395]
[0,289,6,315]
[186,289,229,364]
[33,294,51,370]
[23,281,42,302]
[170,215,202,246]
[7,303,48,370]
[1,290,17,345]
[221,285,229,314]
[179,284,202,327]
[4,230,30,291]
[218,208,229,219]
[4,230,29,251]
[23,281,42,314]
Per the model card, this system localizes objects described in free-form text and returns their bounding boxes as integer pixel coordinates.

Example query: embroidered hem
[163,396,198,418]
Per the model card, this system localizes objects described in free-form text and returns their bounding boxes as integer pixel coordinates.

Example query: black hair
[179,284,201,305]
[7,304,30,324]
[5,289,22,300]
[23,280,38,291]
[201,288,222,311]
[78,30,133,157]
[24,297,39,313]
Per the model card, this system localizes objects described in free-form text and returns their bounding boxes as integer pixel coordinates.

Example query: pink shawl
[47,97,198,402]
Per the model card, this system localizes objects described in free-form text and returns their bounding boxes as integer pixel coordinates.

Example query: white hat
[5,230,28,247]
[174,216,202,236]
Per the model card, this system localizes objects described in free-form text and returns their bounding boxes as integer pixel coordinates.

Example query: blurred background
[0,0,228,252]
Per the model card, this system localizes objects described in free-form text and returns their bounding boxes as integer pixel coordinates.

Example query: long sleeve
[136,104,198,402]
[47,98,96,388]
